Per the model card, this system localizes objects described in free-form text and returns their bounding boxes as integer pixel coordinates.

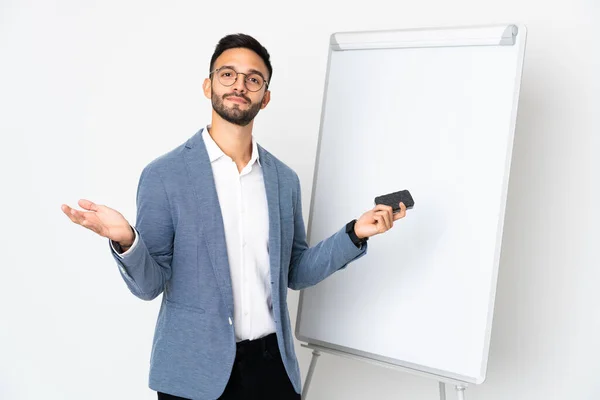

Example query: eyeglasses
[210,66,269,92]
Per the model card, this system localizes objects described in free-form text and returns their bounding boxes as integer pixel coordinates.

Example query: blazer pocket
[165,299,206,314]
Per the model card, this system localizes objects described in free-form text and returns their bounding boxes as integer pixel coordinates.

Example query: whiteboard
[295,24,527,384]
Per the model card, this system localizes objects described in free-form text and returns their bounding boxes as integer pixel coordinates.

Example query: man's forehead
[214,48,268,75]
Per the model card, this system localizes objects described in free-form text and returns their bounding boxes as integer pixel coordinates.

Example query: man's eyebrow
[247,69,267,80]
[214,64,235,72]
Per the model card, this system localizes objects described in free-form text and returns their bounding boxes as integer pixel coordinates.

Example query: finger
[70,208,89,226]
[63,204,104,234]
[78,199,99,212]
[76,211,105,234]
[61,204,80,224]
[373,204,394,215]
[373,214,382,231]
[62,205,87,225]
[81,218,104,235]
[70,208,96,227]
[393,202,407,221]
[375,210,392,231]
[61,204,72,214]
[373,214,387,233]
[374,204,394,229]
[385,206,394,228]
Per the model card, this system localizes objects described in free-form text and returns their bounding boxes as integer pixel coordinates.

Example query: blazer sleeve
[109,164,174,300]
[287,174,367,290]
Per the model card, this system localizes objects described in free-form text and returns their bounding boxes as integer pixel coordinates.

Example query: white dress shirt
[113,126,276,342]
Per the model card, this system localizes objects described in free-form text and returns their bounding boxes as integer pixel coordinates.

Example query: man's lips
[224,95,249,104]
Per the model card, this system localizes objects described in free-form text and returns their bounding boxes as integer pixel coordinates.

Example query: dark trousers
[157,333,300,400]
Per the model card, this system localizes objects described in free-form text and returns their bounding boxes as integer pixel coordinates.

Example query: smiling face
[204,48,271,127]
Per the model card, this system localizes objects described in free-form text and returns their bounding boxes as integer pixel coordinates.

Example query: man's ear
[260,90,271,109]
[202,78,212,99]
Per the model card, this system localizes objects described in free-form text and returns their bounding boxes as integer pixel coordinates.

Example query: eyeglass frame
[209,66,270,92]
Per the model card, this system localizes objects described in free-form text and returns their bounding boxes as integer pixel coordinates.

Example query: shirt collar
[202,125,261,167]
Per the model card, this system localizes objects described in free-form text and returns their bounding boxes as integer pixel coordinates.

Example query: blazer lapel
[258,146,282,297]
[183,129,234,316]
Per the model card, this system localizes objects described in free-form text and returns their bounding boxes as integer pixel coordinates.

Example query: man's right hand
[61,199,135,248]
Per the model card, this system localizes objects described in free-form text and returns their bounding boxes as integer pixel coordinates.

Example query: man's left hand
[354,202,407,239]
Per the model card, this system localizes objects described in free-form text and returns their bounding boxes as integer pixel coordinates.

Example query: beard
[212,91,262,127]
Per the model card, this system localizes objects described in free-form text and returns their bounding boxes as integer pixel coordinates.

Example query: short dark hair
[209,33,273,84]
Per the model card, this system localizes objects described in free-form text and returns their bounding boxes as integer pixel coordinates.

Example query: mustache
[223,93,251,103]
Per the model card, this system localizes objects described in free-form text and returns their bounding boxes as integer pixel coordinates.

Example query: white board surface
[296,24,527,384]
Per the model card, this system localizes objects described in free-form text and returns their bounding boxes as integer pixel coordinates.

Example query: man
[61,33,407,400]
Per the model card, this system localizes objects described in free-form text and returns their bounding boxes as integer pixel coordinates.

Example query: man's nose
[232,74,247,93]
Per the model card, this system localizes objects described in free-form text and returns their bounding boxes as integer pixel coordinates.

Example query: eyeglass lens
[216,67,265,92]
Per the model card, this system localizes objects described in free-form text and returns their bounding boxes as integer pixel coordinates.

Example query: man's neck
[208,113,254,171]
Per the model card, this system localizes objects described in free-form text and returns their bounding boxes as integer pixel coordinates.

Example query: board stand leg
[301,349,321,400]
[439,382,446,400]
[301,343,470,399]
[455,385,467,400]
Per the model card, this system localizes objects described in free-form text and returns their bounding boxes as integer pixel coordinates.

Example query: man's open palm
[61,199,134,245]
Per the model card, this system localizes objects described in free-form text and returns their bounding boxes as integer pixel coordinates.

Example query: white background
[1,1,598,399]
